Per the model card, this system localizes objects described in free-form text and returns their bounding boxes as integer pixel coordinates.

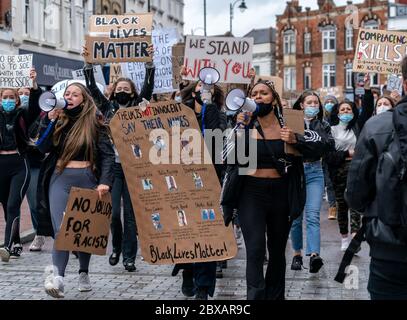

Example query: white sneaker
[30,235,45,252]
[44,275,64,299]
[78,272,92,292]
[0,247,10,262]
[341,237,350,251]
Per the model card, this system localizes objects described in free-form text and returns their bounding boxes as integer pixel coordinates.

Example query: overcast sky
[183,0,365,37]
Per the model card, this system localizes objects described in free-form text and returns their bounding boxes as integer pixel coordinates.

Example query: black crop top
[256,139,285,169]
[57,121,88,161]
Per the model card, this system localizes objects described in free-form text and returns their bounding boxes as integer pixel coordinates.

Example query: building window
[283,30,296,55]
[364,20,379,30]
[371,73,379,86]
[346,27,353,50]
[323,64,336,87]
[322,28,336,52]
[284,67,296,91]
[304,33,311,54]
[254,65,260,74]
[24,0,30,34]
[304,67,311,90]
[346,64,353,89]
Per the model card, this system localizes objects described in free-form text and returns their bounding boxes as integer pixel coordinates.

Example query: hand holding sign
[29,68,38,90]
[96,184,110,200]
[364,73,371,90]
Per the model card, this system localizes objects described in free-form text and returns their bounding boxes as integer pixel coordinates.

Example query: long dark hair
[331,100,359,130]
[292,90,323,121]
[108,77,138,105]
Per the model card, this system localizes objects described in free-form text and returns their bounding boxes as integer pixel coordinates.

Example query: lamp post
[230,0,248,34]
[148,0,151,12]
[204,0,207,36]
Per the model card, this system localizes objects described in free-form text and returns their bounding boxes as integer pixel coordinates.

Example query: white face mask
[376,105,391,115]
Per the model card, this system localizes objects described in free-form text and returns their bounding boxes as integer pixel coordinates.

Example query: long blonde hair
[53,83,100,173]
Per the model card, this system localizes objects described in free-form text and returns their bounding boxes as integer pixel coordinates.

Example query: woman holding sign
[82,46,155,272]
[0,69,41,263]
[36,83,114,299]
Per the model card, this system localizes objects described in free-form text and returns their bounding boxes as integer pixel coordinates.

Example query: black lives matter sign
[85,14,153,63]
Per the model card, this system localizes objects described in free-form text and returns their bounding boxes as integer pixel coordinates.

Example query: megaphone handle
[35,119,56,147]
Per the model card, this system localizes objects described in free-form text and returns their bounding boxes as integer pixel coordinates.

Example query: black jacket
[84,63,155,123]
[294,118,335,162]
[36,119,115,237]
[345,95,407,263]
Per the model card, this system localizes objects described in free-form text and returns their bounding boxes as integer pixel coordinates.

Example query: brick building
[276,0,388,100]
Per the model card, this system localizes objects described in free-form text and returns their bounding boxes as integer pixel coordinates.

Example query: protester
[344,55,407,299]
[36,82,114,298]
[374,95,396,115]
[326,77,374,251]
[82,46,155,272]
[290,91,335,273]
[281,98,291,109]
[221,79,306,300]
[171,75,227,300]
[0,69,40,262]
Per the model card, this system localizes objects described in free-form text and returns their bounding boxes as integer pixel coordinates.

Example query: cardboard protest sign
[109,63,122,84]
[121,28,178,94]
[255,75,283,97]
[316,86,344,102]
[109,101,238,265]
[387,74,403,95]
[85,14,153,64]
[183,36,253,84]
[51,79,104,99]
[353,28,407,75]
[172,43,185,89]
[0,54,33,88]
[72,65,106,87]
[55,188,112,255]
[284,109,304,156]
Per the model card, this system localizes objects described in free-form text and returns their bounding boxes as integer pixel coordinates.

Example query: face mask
[324,102,334,113]
[193,91,204,106]
[304,106,319,118]
[338,113,354,124]
[255,103,273,118]
[175,96,182,103]
[115,92,132,105]
[376,106,391,115]
[19,95,29,108]
[64,105,83,118]
[2,99,16,112]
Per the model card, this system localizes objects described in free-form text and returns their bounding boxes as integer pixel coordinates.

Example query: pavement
[0,201,371,300]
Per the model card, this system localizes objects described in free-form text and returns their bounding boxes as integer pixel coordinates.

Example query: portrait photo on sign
[131,144,142,158]
[151,213,163,231]
[177,210,187,227]
[201,209,209,221]
[154,135,166,151]
[142,178,153,190]
[193,172,203,189]
[208,209,216,221]
[165,176,177,191]
[180,138,189,151]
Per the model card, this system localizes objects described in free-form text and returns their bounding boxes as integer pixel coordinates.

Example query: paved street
[0,201,370,300]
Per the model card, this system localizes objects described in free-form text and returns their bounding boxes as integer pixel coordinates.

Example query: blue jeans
[26,166,40,231]
[111,163,138,264]
[290,161,324,255]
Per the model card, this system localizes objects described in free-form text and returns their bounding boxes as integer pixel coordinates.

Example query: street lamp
[230,0,248,34]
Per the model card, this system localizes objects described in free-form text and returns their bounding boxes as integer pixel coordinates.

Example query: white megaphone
[198,67,220,103]
[225,88,257,113]
[39,91,68,112]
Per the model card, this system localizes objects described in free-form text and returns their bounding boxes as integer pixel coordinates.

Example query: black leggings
[0,154,30,249]
[237,176,290,300]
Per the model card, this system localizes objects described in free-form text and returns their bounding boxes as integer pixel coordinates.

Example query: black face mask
[115,92,133,106]
[193,91,204,106]
[64,105,83,118]
[255,103,273,118]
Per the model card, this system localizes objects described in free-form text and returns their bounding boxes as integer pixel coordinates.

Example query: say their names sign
[109,101,238,264]
[184,36,253,84]
[0,54,33,88]
[85,14,153,64]
[55,188,112,255]
[353,28,407,75]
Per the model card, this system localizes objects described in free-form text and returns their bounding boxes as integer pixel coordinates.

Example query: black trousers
[368,258,407,300]
[237,176,291,300]
[0,154,30,249]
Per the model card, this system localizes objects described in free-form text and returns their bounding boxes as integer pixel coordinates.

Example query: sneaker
[309,255,324,273]
[216,263,223,279]
[29,235,45,252]
[328,207,337,220]
[195,287,209,300]
[109,252,121,266]
[0,247,10,262]
[124,261,136,272]
[78,272,92,292]
[341,237,350,251]
[181,269,194,297]
[44,275,64,299]
[291,255,303,271]
[10,244,23,259]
